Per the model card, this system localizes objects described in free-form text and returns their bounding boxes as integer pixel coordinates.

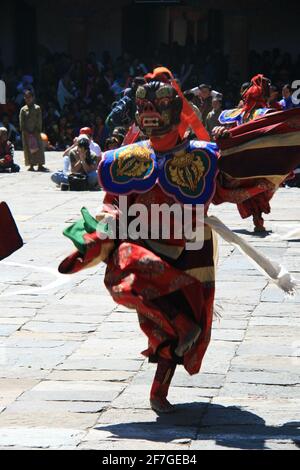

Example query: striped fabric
[217,108,300,178]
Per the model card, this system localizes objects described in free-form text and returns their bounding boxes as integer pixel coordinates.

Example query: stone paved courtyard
[0,151,299,450]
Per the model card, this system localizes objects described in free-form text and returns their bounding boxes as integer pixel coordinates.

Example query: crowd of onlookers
[1,45,300,151]
[0,44,300,186]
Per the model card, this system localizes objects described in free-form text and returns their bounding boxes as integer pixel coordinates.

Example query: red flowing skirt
[104,241,215,376]
[213,175,276,219]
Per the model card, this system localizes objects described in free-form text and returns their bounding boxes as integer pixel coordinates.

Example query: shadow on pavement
[95,403,300,450]
[233,229,272,238]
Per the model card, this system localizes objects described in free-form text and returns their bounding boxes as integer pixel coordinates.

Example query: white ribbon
[205,215,299,296]
[0,261,70,298]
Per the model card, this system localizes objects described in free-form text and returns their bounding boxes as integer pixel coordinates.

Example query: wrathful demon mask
[135,81,183,136]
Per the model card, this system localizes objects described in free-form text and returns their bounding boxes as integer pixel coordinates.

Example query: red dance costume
[217,74,281,232]
[59,78,300,414]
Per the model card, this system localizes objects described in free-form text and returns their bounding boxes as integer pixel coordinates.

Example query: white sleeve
[90,142,102,157]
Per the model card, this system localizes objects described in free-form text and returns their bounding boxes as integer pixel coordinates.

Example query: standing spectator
[206,97,223,139]
[0,127,20,173]
[19,90,48,172]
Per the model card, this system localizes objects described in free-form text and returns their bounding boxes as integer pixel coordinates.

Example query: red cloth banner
[0,202,23,260]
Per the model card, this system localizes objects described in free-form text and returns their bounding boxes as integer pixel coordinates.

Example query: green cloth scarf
[63,207,111,255]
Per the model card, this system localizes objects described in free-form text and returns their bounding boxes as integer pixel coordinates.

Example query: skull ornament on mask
[135,81,183,137]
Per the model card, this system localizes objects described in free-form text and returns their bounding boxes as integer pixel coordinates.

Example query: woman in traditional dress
[19,90,48,172]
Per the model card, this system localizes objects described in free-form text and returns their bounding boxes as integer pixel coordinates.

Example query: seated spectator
[65,123,75,147]
[15,75,35,106]
[104,127,126,151]
[62,127,102,168]
[111,126,126,146]
[94,116,109,149]
[47,122,60,149]
[104,136,121,151]
[129,58,148,77]
[51,136,99,190]
[0,113,21,147]
[56,117,74,150]
[79,127,102,158]
[44,102,60,128]
[57,73,77,110]
[0,100,17,120]
[0,127,20,173]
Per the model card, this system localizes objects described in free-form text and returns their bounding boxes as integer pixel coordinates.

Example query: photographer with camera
[51,135,99,190]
